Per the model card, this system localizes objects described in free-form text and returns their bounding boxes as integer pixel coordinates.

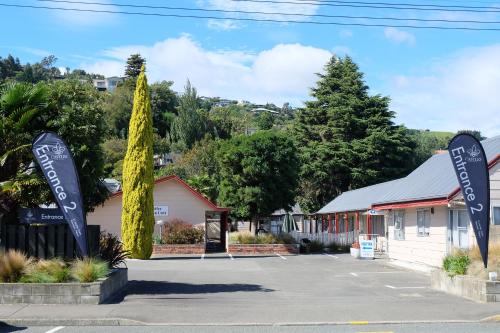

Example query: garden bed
[0,268,128,304]
[153,244,205,255]
[430,269,500,303]
[228,244,299,255]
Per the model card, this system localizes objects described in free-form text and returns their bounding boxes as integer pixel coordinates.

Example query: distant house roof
[271,203,303,216]
[110,175,229,212]
[317,179,403,214]
[317,135,500,213]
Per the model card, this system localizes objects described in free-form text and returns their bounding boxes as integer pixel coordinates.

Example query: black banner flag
[448,134,490,268]
[32,132,88,256]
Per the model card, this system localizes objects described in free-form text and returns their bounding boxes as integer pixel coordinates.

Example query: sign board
[360,240,375,259]
[367,209,384,216]
[18,207,66,224]
[154,205,169,216]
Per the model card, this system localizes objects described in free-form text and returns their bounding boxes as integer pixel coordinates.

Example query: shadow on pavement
[0,322,27,333]
[107,280,274,303]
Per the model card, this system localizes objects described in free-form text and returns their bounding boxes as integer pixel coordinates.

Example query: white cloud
[339,30,353,38]
[384,27,416,45]
[44,0,118,27]
[80,36,332,105]
[207,19,241,31]
[387,45,500,136]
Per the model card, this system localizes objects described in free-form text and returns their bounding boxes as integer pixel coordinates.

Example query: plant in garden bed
[327,242,350,254]
[229,231,297,245]
[161,219,204,244]
[300,240,324,254]
[21,259,70,283]
[465,242,500,280]
[99,232,130,268]
[442,250,470,277]
[71,258,109,283]
[0,250,31,282]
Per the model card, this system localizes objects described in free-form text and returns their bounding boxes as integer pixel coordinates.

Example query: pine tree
[294,56,415,213]
[121,65,155,259]
[125,54,145,79]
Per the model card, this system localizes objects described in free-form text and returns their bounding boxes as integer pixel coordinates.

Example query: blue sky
[1,0,500,135]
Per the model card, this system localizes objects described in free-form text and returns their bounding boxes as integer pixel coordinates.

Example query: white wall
[86,179,214,238]
[387,206,448,267]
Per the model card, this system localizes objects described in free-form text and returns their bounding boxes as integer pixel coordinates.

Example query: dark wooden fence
[0,223,100,259]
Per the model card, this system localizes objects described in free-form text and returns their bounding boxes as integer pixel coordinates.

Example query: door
[448,209,469,252]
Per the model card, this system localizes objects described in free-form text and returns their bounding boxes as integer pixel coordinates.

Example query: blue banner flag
[32,132,88,256]
[448,134,490,268]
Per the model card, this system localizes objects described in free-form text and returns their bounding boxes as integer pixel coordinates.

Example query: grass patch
[466,243,500,280]
[0,250,31,283]
[71,258,109,283]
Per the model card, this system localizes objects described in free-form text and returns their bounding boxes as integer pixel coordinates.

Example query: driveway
[110,253,500,324]
[1,253,498,326]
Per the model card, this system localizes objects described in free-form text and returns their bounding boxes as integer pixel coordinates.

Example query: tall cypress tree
[294,56,415,213]
[121,65,154,259]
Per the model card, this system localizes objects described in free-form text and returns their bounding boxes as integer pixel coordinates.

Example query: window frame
[393,210,405,240]
[416,208,431,237]
[493,206,500,226]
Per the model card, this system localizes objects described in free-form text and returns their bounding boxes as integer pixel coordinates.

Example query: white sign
[154,205,168,216]
[360,240,375,259]
[367,209,384,216]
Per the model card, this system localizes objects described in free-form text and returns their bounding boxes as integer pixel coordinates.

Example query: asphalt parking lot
[113,253,500,324]
[1,253,499,329]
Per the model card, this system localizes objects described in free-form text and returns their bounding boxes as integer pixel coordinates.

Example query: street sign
[360,239,375,260]
[18,207,65,224]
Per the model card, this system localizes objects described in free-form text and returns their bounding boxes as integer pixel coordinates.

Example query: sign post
[32,132,89,257]
[448,134,490,268]
[359,239,375,260]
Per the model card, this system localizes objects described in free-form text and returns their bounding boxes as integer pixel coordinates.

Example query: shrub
[21,259,70,283]
[71,258,109,283]
[162,219,204,244]
[0,250,31,282]
[466,242,500,279]
[327,242,350,253]
[442,251,470,277]
[99,232,130,268]
[300,240,324,254]
[279,233,296,245]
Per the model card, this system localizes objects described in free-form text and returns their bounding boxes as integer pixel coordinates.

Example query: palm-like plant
[0,82,49,214]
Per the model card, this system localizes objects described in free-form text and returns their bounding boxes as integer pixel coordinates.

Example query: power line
[33,0,500,24]
[2,2,500,30]
[250,0,500,10]
[229,0,500,13]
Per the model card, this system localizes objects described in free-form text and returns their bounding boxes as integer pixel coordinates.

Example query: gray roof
[317,135,500,213]
[316,178,403,214]
[272,203,303,216]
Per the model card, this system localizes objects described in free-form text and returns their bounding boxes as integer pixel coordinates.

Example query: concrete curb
[1,318,497,326]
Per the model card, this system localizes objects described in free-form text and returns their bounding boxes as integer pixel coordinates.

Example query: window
[417,209,431,237]
[494,207,500,226]
[393,210,405,240]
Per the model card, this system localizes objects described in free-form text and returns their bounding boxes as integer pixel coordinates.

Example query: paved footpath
[0,254,499,327]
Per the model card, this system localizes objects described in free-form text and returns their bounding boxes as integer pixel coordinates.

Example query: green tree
[103,84,134,138]
[125,54,145,79]
[217,131,299,233]
[121,66,155,259]
[0,80,109,215]
[294,56,415,213]
[256,111,274,130]
[0,55,23,81]
[171,81,212,151]
[150,80,178,139]
[102,138,128,179]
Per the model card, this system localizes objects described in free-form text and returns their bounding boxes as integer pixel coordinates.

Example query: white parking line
[276,253,287,260]
[385,284,425,289]
[201,254,205,260]
[45,327,65,333]
[323,253,339,259]
[350,272,359,277]
[228,253,234,260]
